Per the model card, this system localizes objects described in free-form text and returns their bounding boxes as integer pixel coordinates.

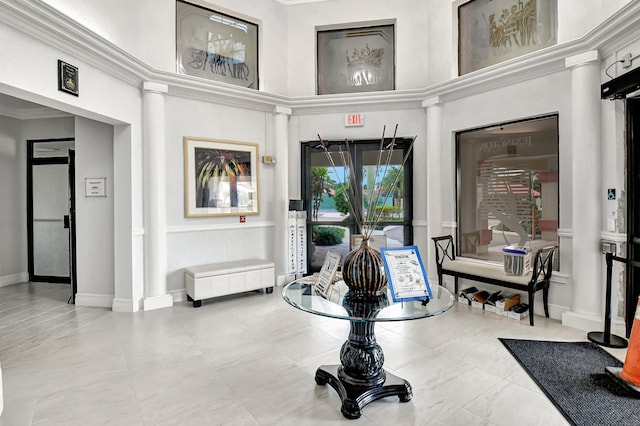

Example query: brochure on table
[315,251,341,298]
[380,246,432,302]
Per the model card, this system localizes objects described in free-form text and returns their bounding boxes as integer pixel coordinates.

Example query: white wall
[0,116,26,286]
[74,117,115,306]
[164,95,276,292]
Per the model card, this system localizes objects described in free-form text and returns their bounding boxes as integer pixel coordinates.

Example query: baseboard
[112,298,141,312]
[143,294,174,311]
[562,310,603,332]
[0,272,28,288]
[75,293,114,308]
[169,288,187,302]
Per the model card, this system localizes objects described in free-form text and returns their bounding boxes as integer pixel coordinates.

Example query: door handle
[63,215,70,229]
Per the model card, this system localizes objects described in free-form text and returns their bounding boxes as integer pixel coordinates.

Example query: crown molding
[1,0,640,117]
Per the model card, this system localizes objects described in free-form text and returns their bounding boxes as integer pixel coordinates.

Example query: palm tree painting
[195,147,251,208]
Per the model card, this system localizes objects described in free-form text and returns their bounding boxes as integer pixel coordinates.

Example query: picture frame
[176,0,259,89]
[183,137,259,217]
[58,60,79,96]
[458,0,557,75]
[380,246,431,302]
[317,23,395,95]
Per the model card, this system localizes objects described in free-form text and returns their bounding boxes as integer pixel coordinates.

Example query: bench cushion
[442,259,537,287]
[185,259,274,278]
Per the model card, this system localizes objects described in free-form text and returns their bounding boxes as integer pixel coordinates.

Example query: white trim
[600,231,626,243]
[557,228,573,238]
[75,293,114,308]
[562,310,603,332]
[112,298,140,313]
[0,272,28,288]
[169,288,187,303]
[442,221,457,230]
[143,294,174,311]
[166,222,275,234]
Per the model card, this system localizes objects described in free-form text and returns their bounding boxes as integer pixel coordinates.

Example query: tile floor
[0,282,628,425]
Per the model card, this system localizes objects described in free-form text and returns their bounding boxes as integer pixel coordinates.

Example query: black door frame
[301,138,414,273]
[27,138,76,292]
[626,97,640,337]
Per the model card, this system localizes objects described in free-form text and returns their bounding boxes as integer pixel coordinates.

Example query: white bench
[432,235,556,326]
[185,259,275,308]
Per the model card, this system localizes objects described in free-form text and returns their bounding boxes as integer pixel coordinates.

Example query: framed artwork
[183,137,259,217]
[176,0,259,89]
[317,24,395,95]
[458,0,557,75]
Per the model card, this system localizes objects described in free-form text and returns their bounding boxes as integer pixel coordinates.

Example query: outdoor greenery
[313,226,345,246]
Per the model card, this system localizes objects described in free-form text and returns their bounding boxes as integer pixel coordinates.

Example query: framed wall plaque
[184,137,259,217]
[176,0,259,89]
[317,23,395,95]
[58,60,79,96]
[458,0,557,75]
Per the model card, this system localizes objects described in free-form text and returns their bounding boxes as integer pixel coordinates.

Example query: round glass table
[282,279,454,419]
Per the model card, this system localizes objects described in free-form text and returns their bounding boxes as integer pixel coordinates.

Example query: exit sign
[345,113,364,127]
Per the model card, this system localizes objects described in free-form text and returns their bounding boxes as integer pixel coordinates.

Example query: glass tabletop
[282,279,454,322]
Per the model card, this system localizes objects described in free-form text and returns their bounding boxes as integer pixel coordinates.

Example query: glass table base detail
[315,364,412,419]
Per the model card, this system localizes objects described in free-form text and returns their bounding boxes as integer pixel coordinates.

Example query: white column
[273,106,292,284]
[421,97,443,281]
[142,81,173,311]
[562,51,603,330]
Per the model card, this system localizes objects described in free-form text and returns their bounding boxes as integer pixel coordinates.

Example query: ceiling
[0,92,67,120]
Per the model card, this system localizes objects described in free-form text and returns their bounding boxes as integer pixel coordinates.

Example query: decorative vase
[342,238,387,297]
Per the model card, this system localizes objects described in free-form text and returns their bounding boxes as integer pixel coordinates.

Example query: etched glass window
[456,115,559,266]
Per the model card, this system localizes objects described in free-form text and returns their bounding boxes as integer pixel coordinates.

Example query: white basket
[503,246,531,276]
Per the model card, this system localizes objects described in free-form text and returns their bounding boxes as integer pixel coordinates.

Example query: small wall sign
[58,60,79,96]
[345,113,364,127]
[85,178,106,197]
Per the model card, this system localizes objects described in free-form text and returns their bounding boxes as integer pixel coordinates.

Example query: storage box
[495,293,521,312]
[508,309,528,320]
[458,286,478,305]
[471,300,485,310]
[503,246,532,276]
[507,304,529,320]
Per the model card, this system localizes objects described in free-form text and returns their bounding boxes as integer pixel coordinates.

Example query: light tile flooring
[0,282,628,426]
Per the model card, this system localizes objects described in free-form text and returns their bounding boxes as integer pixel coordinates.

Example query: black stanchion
[588,252,628,348]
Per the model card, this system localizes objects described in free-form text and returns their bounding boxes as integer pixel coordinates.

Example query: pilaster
[142,81,173,311]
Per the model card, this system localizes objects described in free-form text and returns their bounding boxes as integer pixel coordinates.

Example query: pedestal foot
[315,365,412,419]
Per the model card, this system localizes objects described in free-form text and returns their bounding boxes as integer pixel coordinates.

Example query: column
[421,97,443,281]
[142,81,173,310]
[273,106,292,284]
[562,51,602,330]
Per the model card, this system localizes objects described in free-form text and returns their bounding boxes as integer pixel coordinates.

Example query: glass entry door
[302,138,413,272]
[27,139,76,292]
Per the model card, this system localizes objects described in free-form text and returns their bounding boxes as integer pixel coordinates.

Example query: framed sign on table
[317,23,395,95]
[458,0,557,75]
[183,137,259,217]
[176,0,259,89]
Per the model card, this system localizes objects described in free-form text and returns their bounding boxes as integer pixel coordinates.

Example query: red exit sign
[345,113,364,127]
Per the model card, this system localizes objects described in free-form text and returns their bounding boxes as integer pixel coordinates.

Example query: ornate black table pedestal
[315,364,411,419]
[314,292,411,419]
[281,281,454,420]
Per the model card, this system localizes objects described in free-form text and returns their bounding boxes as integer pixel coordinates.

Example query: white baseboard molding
[143,294,174,311]
[169,288,187,302]
[0,272,28,288]
[112,298,141,312]
[74,293,114,308]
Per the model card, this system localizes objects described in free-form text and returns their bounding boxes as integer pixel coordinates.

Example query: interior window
[456,115,559,267]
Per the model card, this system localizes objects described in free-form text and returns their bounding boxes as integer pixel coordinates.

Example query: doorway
[27,138,77,303]
[301,138,414,272]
